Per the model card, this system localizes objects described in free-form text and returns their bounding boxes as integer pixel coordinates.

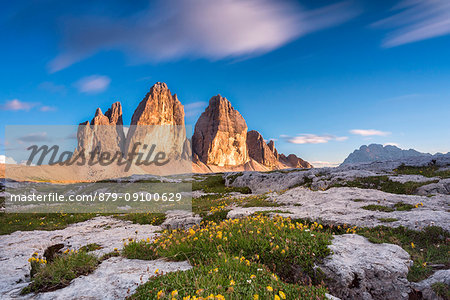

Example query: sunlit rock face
[246,130,278,168]
[76,101,126,156]
[279,153,312,169]
[125,82,186,158]
[192,95,249,167]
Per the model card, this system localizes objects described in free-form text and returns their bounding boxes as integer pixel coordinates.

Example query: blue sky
[1,0,450,166]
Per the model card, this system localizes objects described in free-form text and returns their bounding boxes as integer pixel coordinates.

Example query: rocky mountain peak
[76,102,126,156]
[90,102,123,126]
[267,140,278,158]
[247,130,278,168]
[342,143,429,165]
[192,95,248,166]
[130,82,184,126]
[125,82,186,157]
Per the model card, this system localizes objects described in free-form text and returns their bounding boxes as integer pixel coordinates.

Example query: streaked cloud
[75,75,111,94]
[0,99,38,111]
[282,134,348,144]
[350,129,390,136]
[48,0,360,72]
[372,0,450,47]
[184,101,208,118]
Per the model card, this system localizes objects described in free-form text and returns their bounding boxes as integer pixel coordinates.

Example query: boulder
[411,269,450,300]
[416,178,450,195]
[319,234,412,300]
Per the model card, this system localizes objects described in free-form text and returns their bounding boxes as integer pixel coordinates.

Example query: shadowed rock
[75,102,126,157]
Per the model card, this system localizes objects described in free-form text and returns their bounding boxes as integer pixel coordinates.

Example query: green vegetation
[226,172,243,185]
[192,174,251,194]
[288,176,313,190]
[378,218,398,223]
[79,243,102,252]
[431,282,450,299]
[22,250,99,294]
[193,194,280,221]
[113,213,166,226]
[129,254,328,300]
[0,211,169,235]
[124,215,331,299]
[99,250,120,261]
[202,209,230,223]
[352,199,364,202]
[394,164,450,179]
[0,213,99,235]
[393,202,415,211]
[356,226,449,282]
[361,205,395,212]
[332,175,438,195]
[361,201,417,213]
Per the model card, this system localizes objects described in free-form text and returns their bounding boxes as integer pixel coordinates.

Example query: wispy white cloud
[0,99,38,111]
[0,99,57,112]
[350,129,390,136]
[184,101,208,118]
[282,134,348,144]
[372,0,450,47]
[48,0,360,72]
[75,75,111,94]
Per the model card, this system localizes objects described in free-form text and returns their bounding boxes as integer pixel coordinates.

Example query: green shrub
[21,250,99,294]
[124,215,332,299]
[192,175,251,194]
[332,176,438,195]
[129,253,328,299]
[395,164,450,179]
[361,205,394,212]
[431,282,450,299]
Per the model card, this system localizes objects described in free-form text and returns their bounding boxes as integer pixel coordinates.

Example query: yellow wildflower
[267,286,273,292]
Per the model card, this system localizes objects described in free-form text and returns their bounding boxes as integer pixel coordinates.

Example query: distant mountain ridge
[342,144,431,165]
